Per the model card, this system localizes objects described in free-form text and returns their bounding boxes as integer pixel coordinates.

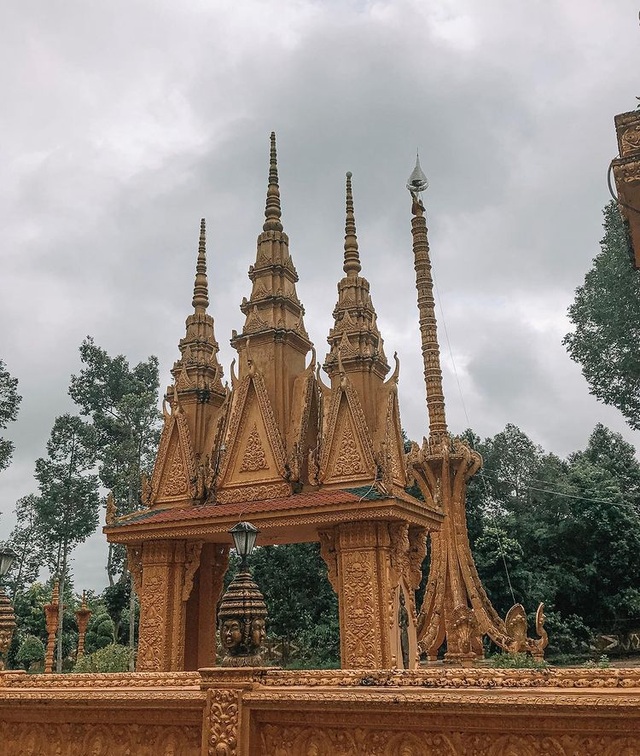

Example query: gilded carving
[161,435,189,497]
[334,422,366,477]
[181,541,203,602]
[206,688,240,756]
[341,552,379,668]
[239,423,268,472]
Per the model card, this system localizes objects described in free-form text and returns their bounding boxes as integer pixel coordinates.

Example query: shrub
[15,634,45,671]
[73,643,132,673]
[487,652,548,670]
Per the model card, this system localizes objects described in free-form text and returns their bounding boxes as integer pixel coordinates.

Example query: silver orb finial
[406,151,428,193]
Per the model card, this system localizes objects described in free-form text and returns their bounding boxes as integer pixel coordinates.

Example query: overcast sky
[1,0,639,593]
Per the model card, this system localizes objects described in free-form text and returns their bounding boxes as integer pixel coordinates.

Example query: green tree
[34,414,100,672]
[0,358,21,473]
[16,634,45,672]
[564,202,640,429]
[68,337,161,668]
[3,495,46,600]
[245,544,339,667]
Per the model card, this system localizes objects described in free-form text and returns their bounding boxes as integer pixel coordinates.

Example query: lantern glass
[0,547,17,578]
[229,522,259,563]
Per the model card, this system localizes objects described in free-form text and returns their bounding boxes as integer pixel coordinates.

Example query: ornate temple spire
[263,132,283,232]
[229,132,313,449]
[407,158,448,442]
[170,219,225,402]
[192,218,209,312]
[324,172,388,381]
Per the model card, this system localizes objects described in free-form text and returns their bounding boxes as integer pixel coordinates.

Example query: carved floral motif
[207,689,240,756]
[239,423,268,472]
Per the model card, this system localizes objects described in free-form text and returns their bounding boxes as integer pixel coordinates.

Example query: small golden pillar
[43,581,59,674]
[75,592,92,659]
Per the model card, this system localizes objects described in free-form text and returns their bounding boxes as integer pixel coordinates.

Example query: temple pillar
[184,543,229,670]
[136,540,187,672]
[320,521,425,670]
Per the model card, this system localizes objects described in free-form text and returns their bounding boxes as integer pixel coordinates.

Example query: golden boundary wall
[1,667,639,755]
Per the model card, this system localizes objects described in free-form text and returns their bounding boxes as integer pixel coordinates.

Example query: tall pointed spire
[192,218,209,312]
[170,219,225,402]
[325,172,388,384]
[408,164,447,442]
[343,172,361,276]
[231,132,313,444]
[263,132,283,232]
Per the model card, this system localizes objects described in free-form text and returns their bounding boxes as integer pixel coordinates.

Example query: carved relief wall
[1,668,640,756]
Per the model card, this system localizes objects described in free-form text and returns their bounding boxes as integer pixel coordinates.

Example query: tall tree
[564,202,640,429]
[34,414,100,672]
[0,358,21,474]
[68,337,161,581]
[4,495,46,600]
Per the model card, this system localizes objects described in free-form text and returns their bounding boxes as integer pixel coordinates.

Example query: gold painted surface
[4,668,638,755]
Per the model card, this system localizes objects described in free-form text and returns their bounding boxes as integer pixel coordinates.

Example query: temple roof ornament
[324,172,388,381]
[170,218,226,401]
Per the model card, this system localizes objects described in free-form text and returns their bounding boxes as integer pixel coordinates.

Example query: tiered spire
[324,172,388,381]
[228,132,313,457]
[407,161,447,442]
[170,219,225,401]
[232,132,312,370]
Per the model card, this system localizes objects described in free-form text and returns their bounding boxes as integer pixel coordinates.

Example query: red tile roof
[111,488,388,529]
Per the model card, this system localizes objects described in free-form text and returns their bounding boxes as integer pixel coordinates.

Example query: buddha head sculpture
[217,568,268,666]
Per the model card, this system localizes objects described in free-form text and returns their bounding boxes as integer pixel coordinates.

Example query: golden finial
[52,580,60,605]
[192,218,209,312]
[81,590,87,610]
[263,132,283,232]
[343,172,361,277]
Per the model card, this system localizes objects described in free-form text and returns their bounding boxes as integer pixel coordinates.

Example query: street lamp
[218,522,267,667]
[0,546,17,671]
[229,521,259,567]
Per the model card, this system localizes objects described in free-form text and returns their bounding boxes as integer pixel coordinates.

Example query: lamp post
[218,522,267,667]
[229,521,259,568]
[0,546,17,671]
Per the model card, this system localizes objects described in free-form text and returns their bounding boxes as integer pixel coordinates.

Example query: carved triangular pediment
[379,388,408,488]
[319,381,376,486]
[149,401,197,507]
[216,371,290,503]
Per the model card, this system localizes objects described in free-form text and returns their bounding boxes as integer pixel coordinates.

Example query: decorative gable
[148,399,197,507]
[216,370,290,504]
[319,379,376,487]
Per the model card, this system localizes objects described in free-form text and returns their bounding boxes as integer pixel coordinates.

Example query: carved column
[43,581,59,674]
[186,543,229,670]
[136,540,187,672]
[320,520,423,670]
[75,592,91,659]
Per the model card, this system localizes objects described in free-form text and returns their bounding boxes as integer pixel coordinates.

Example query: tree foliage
[68,337,161,583]
[2,495,46,600]
[564,202,640,429]
[34,414,100,672]
[0,358,21,473]
[461,422,640,655]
